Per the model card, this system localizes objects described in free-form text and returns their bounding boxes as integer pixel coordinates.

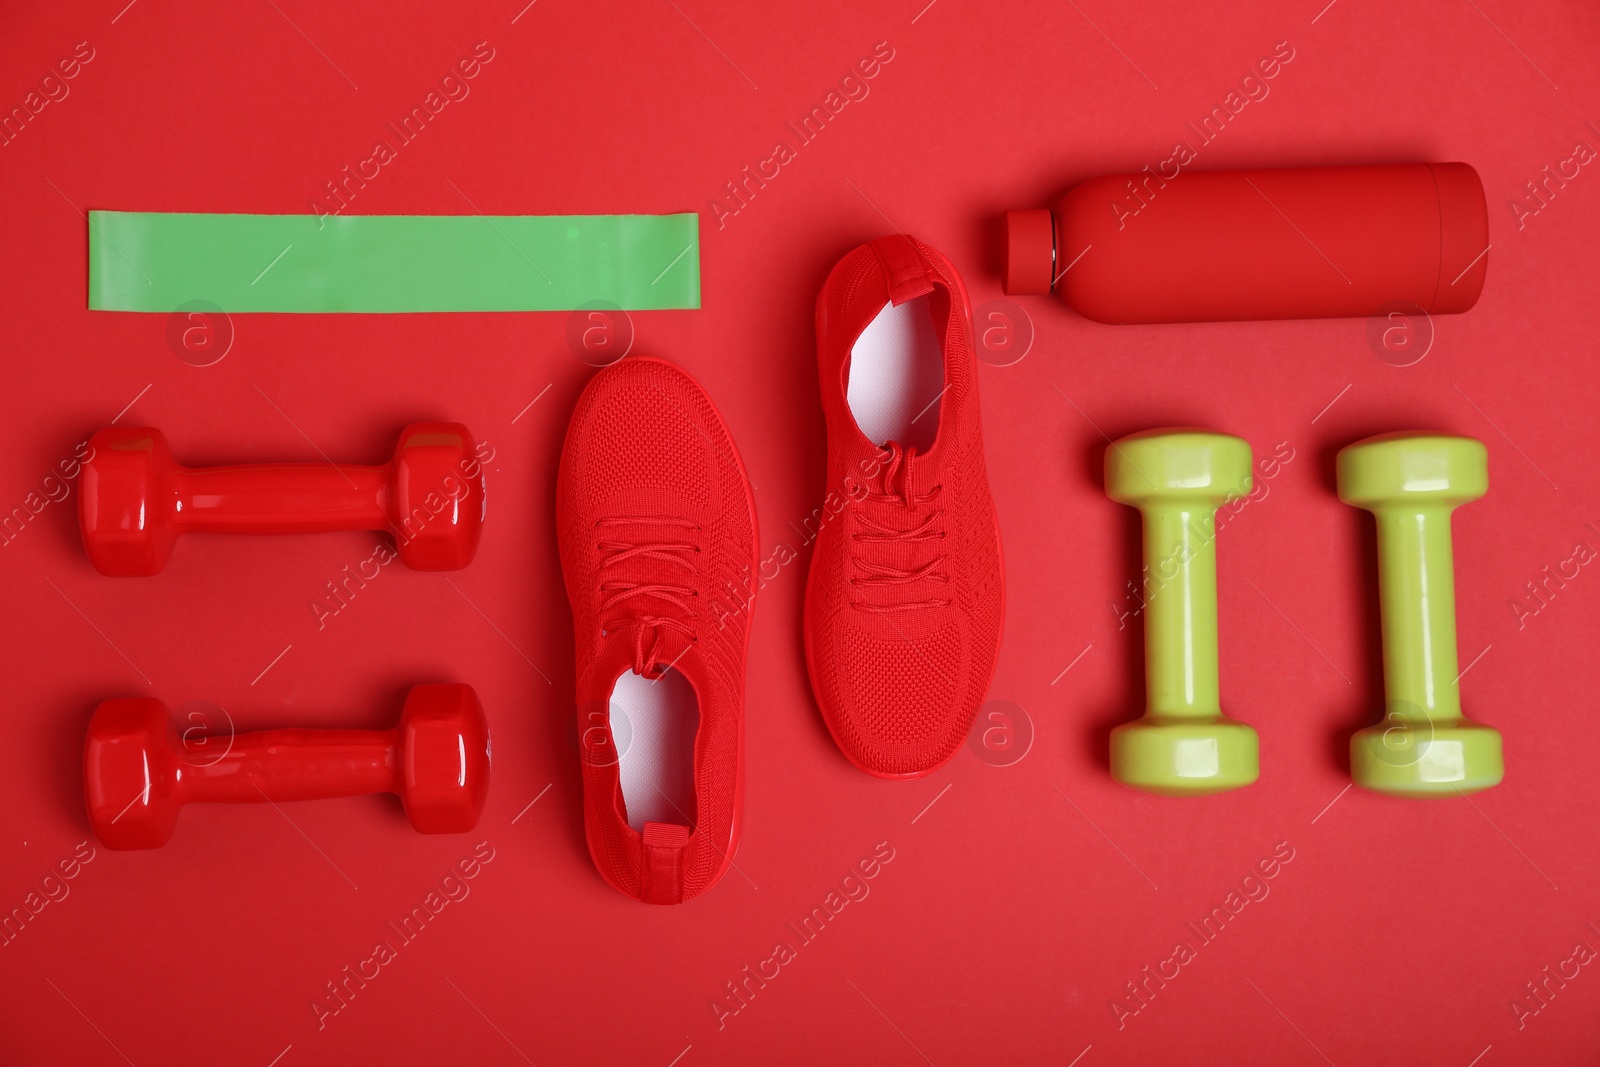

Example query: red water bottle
[1003,162,1488,324]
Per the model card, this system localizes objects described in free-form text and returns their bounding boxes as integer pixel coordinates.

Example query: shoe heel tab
[639,821,691,905]
[870,235,937,306]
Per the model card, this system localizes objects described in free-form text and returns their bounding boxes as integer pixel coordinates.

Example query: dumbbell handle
[1371,504,1462,723]
[1141,503,1220,718]
[178,727,399,803]
[171,463,390,534]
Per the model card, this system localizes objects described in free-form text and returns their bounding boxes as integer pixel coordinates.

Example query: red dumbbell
[78,423,485,575]
[84,684,491,850]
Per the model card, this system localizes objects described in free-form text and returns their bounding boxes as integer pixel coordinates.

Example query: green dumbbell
[1106,429,1258,795]
[1338,432,1503,796]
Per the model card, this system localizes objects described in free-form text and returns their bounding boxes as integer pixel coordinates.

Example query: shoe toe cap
[812,615,988,778]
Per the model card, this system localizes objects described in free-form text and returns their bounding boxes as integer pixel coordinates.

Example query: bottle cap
[1002,209,1055,295]
[1429,163,1489,314]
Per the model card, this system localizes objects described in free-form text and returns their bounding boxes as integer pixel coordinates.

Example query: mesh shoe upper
[556,356,757,904]
[804,235,1005,778]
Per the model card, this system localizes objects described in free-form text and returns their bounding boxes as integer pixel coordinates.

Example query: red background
[2,1,1598,1064]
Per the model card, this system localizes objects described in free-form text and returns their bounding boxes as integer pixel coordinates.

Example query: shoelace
[596,516,701,674]
[849,442,949,613]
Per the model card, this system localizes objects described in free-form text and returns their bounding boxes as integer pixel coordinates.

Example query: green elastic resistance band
[88,211,700,313]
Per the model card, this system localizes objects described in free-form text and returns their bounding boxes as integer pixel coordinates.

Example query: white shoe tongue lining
[609,667,699,833]
[847,296,943,452]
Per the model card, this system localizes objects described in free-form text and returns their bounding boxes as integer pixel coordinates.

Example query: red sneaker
[556,357,758,904]
[804,235,1005,779]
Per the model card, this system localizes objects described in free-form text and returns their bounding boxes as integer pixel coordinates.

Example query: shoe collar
[579,622,705,789]
[832,235,967,471]
[576,637,705,908]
